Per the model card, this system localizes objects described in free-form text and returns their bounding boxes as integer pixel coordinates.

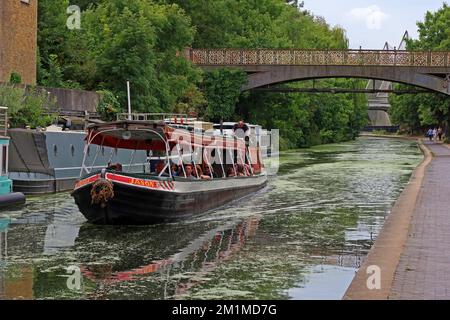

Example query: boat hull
[72,174,267,225]
[11,176,77,195]
[0,192,26,209]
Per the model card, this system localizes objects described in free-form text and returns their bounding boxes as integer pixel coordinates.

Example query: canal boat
[71,117,267,224]
[0,107,25,209]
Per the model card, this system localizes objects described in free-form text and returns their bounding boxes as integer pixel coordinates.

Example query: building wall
[0,0,38,85]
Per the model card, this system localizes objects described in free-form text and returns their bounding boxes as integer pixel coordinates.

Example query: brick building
[0,0,37,85]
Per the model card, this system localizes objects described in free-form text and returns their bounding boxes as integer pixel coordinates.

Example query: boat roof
[87,120,170,151]
[87,120,246,151]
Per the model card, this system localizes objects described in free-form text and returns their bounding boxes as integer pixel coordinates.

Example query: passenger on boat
[195,165,204,179]
[203,165,218,179]
[227,166,236,177]
[244,164,252,176]
[233,120,250,135]
[184,164,197,179]
[171,163,179,177]
[155,161,169,176]
[233,120,250,142]
[107,162,123,172]
[236,164,246,177]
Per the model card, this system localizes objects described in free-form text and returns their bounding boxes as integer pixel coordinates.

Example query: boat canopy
[87,121,171,151]
[86,121,247,152]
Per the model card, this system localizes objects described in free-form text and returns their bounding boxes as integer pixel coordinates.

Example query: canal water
[0,137,422,300]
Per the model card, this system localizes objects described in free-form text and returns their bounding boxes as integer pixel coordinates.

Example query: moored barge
[0,107,25,209]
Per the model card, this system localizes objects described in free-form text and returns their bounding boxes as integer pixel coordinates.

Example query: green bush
[96,90,121,121]
[372,130,388,136]
[0,85,24,114]
[0,85,57,129]
[9,72,22,84]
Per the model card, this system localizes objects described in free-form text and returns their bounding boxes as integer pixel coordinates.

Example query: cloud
[348,5,388,30]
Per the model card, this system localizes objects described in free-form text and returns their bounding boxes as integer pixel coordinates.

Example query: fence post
[206,49,211,65]
[0,107,7,136]
[359,46,363,65]
[394,47,397,66]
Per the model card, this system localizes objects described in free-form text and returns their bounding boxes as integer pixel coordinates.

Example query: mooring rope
[91,179,114,208]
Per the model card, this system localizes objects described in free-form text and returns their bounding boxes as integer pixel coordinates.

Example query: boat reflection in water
[76,216,261,299]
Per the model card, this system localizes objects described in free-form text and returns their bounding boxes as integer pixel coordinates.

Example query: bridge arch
[241,65,450,95]
[187,49,450,95]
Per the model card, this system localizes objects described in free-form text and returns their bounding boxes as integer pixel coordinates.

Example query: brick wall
[0,0,37,85]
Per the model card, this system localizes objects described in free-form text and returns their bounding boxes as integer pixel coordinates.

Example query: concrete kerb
[343,138,432,300]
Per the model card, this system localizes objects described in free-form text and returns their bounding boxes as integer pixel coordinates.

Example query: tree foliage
[37,0,367,149]
[0,85,56,129]
[38,0,203,113]
[203,69,247,122]
[390,4,450,134]
[96,90,121,121]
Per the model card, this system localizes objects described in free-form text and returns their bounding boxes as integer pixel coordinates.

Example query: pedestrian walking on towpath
[438,127,443,141]
[427,128,433,141]
[432,128,438,142]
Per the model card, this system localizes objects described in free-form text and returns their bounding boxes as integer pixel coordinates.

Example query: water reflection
[0,137,422,300]
[77,216,261,300]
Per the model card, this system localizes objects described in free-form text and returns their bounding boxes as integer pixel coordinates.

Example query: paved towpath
[390,142,450,299]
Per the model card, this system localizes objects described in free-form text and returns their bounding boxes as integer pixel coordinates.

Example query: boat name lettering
[130,178,159,188]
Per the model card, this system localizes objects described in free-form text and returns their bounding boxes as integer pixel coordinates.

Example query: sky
[302,0,446,49]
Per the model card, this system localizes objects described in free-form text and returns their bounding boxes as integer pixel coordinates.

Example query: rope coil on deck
[91,179,114,207]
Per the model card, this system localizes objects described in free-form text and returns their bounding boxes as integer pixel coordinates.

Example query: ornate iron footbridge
[186,48,450,95]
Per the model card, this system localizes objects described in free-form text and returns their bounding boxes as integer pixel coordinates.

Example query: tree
[38,0,203,113]
[203,69,247,122]
[37,0,368,149]
[390,4,450,134]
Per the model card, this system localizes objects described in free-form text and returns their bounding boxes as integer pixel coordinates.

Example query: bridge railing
[186,48,450,67]
[117,113,188,123]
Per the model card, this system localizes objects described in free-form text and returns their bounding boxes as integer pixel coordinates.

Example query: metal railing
[0,107,7,136]
[186,48,450,67]
[117,113,189,123]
